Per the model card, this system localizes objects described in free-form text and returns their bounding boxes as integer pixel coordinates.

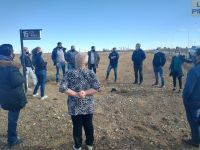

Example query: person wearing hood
[132,43,146,85]
[65,45,79,70]
[0,44,27,148]
[182,48,200,148]
[20,47,37,91]
[152,47,166,88]
[32,47,48,100]
[88,46,100,74]
[51,42,67,83]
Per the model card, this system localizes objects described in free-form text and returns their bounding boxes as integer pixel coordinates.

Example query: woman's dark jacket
[32,52,47,71]
[0,56,27,111]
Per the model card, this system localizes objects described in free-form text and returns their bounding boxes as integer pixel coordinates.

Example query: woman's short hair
[75,53,88,69]
[32,47,41,55]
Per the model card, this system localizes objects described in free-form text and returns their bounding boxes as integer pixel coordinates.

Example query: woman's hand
[78,90,86,99]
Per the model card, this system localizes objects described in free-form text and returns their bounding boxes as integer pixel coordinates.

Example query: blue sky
[0,0,200,53]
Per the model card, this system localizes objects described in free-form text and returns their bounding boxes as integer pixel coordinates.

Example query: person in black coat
[0,44,27,148]
[32,47,48,100]
[182,48,200,148]
[65,45,79,70]
[152,47,166,87]
[132,43,146,84]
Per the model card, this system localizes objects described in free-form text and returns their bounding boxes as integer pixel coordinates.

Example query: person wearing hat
[51,42,67,83]
[20,47,37,91]
[182,48,200,148]
[88,46,100,74]
[0,44,27,148]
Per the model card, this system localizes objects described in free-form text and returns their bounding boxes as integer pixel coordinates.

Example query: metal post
[20,30,27,93]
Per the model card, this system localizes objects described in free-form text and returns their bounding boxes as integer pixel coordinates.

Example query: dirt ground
[0,52,194,150]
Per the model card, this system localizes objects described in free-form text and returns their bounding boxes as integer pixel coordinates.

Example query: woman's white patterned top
[59,69,100,115]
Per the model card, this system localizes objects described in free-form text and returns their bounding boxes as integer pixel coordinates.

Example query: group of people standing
[51,42,100,81]
[1,42,200,149]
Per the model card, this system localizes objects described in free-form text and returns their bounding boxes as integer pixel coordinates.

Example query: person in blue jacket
[182,48,200,148]
[152,47,166,88]
[132,43,146,85]
[105,47,119,82]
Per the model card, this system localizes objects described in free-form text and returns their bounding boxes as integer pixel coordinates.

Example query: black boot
[182,139,199,148]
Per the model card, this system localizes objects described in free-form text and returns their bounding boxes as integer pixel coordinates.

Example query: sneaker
[73,145,81,150]
[111,88,117,92]
[7,138,23,148]
[33,93,39,97]
[87,145,93,150]
[178,89,183,93]
[160,85,166,88]
[133,81,138,84]
[138,82,143,85]
[41,95,48,100]
[172,88,176,91]
[152,83,158,86]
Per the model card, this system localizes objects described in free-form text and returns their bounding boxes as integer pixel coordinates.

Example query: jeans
[7,110,20,143]
[71,114,94,149]
[106,64,118,82]
[184,101,200,145]
[172,71,182,89]
[89,64,96,74]
[153,66,164,86]
[26,67,37,88]
[68,63,75,70]
[134,64,143,83]
[56,62,66,82]
[33,70,46,97]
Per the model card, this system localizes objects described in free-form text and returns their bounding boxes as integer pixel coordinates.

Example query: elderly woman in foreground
[59,53,100,150]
